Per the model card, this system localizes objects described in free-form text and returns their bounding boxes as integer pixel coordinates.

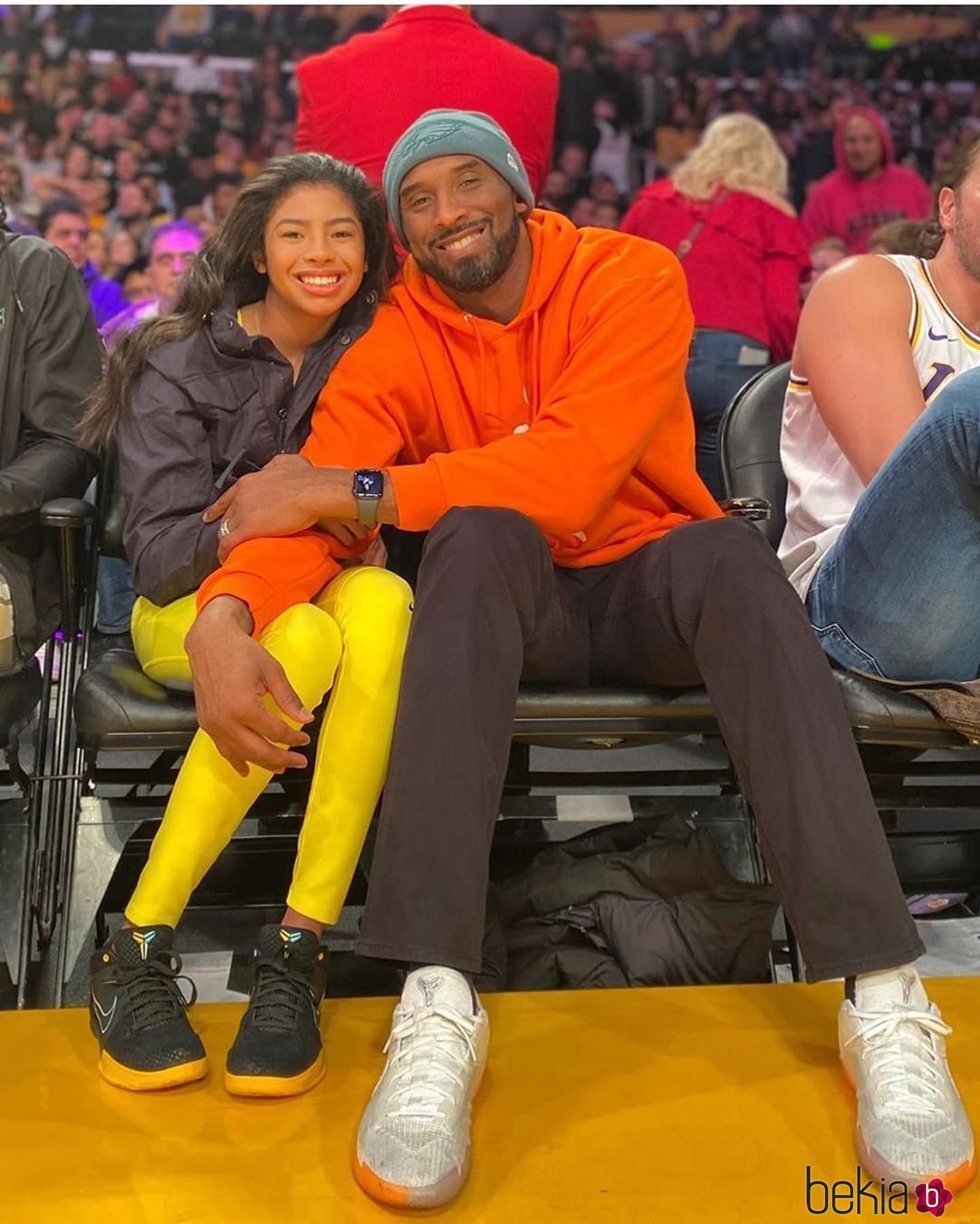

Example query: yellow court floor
[2,980,979,1224]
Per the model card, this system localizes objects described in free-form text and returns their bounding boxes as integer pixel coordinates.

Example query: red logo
[915,1178,954,1216]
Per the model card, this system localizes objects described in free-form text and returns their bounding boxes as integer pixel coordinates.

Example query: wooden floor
[2,980,979,1223]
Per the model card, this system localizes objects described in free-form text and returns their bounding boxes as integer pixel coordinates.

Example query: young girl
[79,154,411,1098]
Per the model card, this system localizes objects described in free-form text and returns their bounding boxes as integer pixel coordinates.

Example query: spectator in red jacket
[801,107,933,255]
[621,114,809,497]
[294,5,558,199]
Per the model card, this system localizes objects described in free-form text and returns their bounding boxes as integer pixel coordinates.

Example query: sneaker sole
[353,1051,485,1210]
[843,1061,977,1194]
[855,1127,976,1196]
[224,1052,325,1099]
[99,1050,208,1092]
[352,1151,471,1210]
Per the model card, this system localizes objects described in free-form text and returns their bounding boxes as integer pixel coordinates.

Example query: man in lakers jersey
[782,131,980,684]
[778,134,980,1195]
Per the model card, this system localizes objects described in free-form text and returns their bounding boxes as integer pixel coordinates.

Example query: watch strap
[355,497,379,528]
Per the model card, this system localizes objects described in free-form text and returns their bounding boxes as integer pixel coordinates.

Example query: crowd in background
[3,16,980,1180]
[1,5,979,288]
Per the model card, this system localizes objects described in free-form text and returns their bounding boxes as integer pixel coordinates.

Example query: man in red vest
[294,5,558,198]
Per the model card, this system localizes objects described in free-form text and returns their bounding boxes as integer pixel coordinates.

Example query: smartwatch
[352,469,385,528]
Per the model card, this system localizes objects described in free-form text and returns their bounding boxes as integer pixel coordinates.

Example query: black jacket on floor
[481,816,777,991]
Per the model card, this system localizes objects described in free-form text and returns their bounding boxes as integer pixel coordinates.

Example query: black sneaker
[89,925,207,1091]
[224,925,327,1098]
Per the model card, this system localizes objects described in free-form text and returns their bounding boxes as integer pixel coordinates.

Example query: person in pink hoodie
[801,106,932,254]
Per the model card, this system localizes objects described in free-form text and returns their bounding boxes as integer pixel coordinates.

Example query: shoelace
[247,960,316,1030]
[845,1005,954,1115]
[384,1005,480,1121]
[112,955,197,1031]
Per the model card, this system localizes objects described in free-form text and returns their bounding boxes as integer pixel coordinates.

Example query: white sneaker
[354,967,488,1209]
[839,968,975,1193]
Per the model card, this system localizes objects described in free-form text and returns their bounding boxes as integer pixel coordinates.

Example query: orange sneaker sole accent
[224,1052,325,1099]
[352,1160,413,1209]
[937,1153,977,1195]
[844,1060,977,1195]
[352,1152,470,1210]
[856,1128,976,1195]
[99,1050,208,1092]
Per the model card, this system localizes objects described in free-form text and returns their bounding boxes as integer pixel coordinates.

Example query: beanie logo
[401,121,470,160]
[507,153,519,173]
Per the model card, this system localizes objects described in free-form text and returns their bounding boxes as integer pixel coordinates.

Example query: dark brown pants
[359,509,923,982]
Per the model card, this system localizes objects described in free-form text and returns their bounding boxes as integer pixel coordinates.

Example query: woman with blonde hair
[622,113,809,496]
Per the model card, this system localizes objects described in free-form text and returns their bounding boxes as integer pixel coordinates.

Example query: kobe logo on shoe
[132,930,157,960]
[417,977,441,1007]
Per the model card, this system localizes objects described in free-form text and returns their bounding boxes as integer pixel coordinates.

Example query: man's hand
[185,596,314,777]
[204,454,351,560]
[318,517,372,548]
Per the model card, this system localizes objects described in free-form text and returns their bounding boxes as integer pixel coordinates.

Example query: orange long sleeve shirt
[199,210,722,633]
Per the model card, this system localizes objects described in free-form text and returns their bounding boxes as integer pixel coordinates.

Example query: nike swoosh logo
[92,993,117,1035]
[928,325,957,342]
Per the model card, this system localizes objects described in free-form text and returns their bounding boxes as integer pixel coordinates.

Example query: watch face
[355,470,383,497]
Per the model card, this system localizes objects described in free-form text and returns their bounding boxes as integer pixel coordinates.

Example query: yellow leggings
[125,566,413,928]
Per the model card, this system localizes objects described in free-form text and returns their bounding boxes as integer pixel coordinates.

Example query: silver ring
[218,519,230,540]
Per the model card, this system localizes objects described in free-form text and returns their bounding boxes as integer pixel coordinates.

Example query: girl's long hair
[80,153,395,451]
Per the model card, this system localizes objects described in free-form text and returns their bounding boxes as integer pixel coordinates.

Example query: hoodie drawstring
[472,319,488,418]
[530,309,541,419]
[439,306,542,427]
[437,314,491,419]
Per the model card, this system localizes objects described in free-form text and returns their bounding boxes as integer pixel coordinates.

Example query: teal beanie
[382,109,534,244]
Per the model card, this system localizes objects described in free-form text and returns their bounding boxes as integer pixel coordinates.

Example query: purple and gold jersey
[779,254,980,600]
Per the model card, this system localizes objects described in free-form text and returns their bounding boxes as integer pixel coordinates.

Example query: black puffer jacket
[116,289,377,607]
[480,816,777,991]
[0,230,99,663]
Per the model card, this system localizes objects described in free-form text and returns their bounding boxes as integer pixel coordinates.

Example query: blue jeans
[806,368,980,681]
[84,480,135,635]
[96,557,136,635]
[686,329,770,498]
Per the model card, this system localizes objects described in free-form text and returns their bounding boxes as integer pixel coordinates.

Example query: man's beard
[952,220,980,283]
[415,212,521,294]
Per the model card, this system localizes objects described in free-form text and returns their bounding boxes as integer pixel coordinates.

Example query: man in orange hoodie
[187,113,971,1207]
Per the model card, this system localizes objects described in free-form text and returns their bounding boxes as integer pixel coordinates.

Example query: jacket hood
[833,106,895,177]
[399,208,580,330]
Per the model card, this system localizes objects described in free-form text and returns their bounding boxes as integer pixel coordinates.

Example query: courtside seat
[75,648,196,750]
[74,654,722,751]
[74,649,967,755]
[834,670,968,747]
[74,382,971,760]
[74,362,970,758]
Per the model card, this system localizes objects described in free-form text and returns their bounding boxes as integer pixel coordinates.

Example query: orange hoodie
[199,210,722,633]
